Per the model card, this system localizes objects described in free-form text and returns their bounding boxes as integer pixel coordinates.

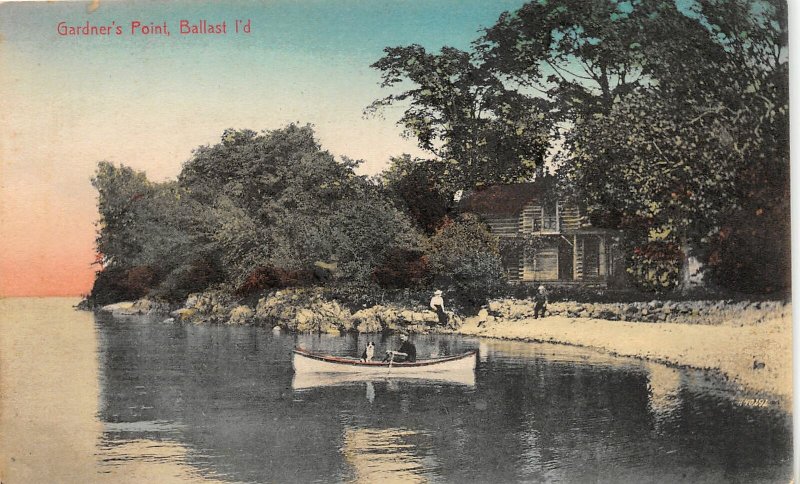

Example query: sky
[0,0,530,296]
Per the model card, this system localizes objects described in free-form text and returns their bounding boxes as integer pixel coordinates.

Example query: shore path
[458,313,791,409]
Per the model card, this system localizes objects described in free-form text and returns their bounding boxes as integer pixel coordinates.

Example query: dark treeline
[90,0,788,306]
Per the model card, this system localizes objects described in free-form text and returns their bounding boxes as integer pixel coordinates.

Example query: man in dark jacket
[533,285,548,319]
[383,334,417,362]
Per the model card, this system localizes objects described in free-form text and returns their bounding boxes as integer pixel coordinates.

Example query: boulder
[100,301,135,314]
[170,308,197,321]
[228,305,254,325]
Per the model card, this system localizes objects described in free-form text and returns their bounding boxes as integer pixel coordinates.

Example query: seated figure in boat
[383,334,416,363]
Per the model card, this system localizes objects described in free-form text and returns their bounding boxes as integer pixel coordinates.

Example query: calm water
[0,298,791,483]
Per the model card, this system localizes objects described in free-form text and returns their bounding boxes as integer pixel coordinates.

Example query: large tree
[367,45,551,193]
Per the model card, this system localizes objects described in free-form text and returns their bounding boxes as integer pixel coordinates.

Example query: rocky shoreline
[97,289,789,332]
[96,290,791,407]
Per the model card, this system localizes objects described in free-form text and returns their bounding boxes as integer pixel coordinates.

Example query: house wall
[522,242,559,281]
[477,198,616,285]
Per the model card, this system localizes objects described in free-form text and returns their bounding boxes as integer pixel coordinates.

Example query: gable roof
[459,179,553,216]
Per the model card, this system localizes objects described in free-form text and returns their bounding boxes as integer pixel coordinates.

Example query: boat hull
[292,349,477,374]
[292,349,477,389]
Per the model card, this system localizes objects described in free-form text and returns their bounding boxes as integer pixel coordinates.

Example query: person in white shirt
[430,289,447,326]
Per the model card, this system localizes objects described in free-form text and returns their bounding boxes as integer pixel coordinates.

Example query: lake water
[0,298,791,483]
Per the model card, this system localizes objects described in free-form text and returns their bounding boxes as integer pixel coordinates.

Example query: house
[460,180,619,286]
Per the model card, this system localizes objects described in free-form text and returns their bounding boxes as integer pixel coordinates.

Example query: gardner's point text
[56,19,252,37]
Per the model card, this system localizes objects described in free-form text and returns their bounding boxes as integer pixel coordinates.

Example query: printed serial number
[740,398,769,407]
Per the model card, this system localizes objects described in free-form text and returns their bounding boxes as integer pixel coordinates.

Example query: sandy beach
[458,310,792,409]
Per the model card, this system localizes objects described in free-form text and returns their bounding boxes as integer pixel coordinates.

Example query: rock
[598,310,617,320]
[228,305,254,325]
[170,308,197,321]
[185,293,201,308]
[100,301,135,314]
[130,298,170,315]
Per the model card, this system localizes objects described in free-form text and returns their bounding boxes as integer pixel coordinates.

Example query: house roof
[459,180,552,216]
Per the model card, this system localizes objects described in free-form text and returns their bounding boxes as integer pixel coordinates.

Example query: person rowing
[382,333,417,363]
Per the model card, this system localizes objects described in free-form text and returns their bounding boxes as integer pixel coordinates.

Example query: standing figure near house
[533,285,548,319]
[430,289,448,326]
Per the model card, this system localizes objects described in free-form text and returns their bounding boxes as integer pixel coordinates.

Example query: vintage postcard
[0,0,792,482]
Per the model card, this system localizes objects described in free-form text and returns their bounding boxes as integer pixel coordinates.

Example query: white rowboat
[292,348,477,375]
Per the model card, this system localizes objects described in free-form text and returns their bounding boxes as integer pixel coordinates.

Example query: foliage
[371,249,430,289]
[380,154,453,234]
[366,45,550,192]
[427,215,506,308]
[90,162,201,302]
[627,242,683,292]
[474,0,788,293]
[235,266,315,296]
[92,125,425,303]
[179,125,423,287]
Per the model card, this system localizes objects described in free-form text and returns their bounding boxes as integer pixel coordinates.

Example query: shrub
[427,214,507,311]
[627,242,682,292]
[371,249,430,288]
[235,265,315,296]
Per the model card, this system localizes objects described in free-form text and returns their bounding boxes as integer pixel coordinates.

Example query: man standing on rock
[533,285,548,319]
[430,289,448,326]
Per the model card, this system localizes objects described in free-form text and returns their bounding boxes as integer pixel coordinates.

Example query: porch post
[599,235,607,276]
[573,234,578,280]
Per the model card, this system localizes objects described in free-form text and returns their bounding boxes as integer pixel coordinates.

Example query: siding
[522,244,559,281]
[484,215,520,237]
[560,205,581,231]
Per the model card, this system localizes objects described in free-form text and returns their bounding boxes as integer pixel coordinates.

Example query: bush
[152,257,224,301]
[427,214,507,311]
[626,242,682,292]
[371,249,430,288]
[89,265,158,306]
[235,265,315,296]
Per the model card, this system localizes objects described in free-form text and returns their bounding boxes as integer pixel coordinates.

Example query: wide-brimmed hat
[434,289,443,295]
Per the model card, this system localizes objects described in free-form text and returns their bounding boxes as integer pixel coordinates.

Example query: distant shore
[457,310,792,410]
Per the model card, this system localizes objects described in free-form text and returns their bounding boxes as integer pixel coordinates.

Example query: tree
[180,124,423,287]
[379,154,453,234]
[479,0,647,119]
[367,45,550,192]
[427,214,506,309]
[477,0,788,292]
[90,162,201,302]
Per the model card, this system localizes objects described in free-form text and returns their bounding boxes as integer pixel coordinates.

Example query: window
[542,202,559,232]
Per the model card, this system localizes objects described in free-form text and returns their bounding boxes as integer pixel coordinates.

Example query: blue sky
[0,0,529,295]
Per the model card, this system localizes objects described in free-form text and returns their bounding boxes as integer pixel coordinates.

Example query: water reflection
[646,362,683,430]
[292,370,475,391]
[341,427,430,483]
